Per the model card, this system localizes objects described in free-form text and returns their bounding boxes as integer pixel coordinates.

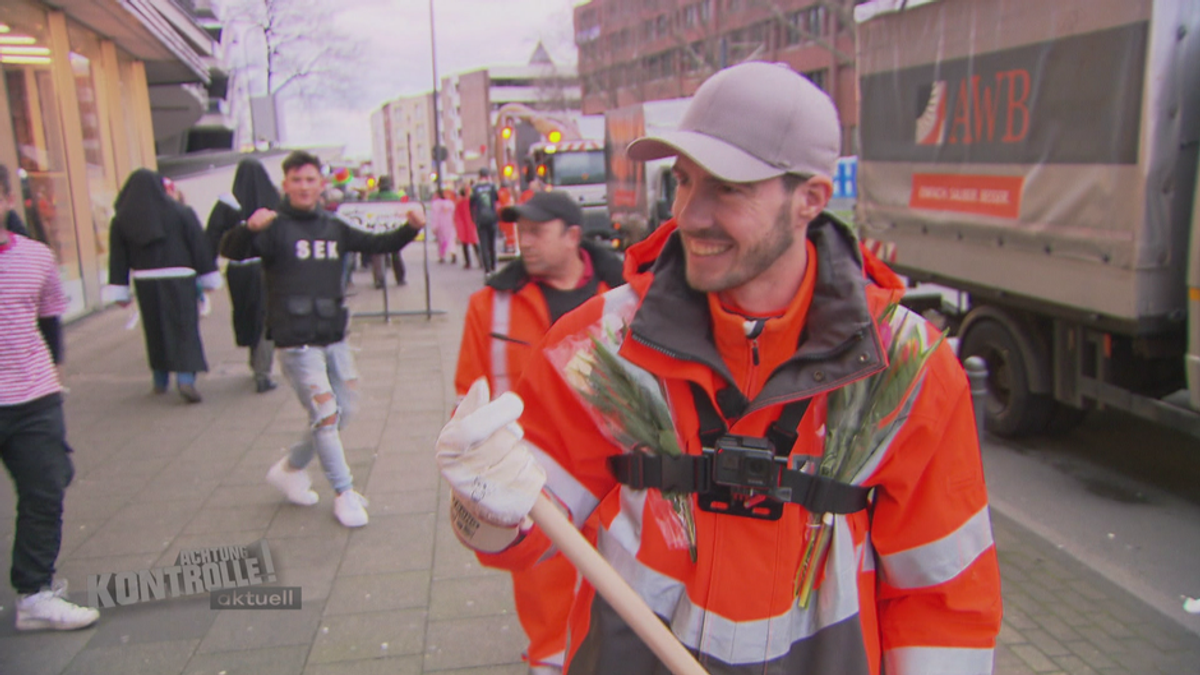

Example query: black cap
[500,190,583,227]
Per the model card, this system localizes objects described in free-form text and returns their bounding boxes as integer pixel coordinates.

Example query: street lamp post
[429,0,444,198]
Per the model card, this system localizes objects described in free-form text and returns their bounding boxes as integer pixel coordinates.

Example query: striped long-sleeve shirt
[0,234,68,406]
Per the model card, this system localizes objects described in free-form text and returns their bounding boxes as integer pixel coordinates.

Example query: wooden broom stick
[529,495,709,675]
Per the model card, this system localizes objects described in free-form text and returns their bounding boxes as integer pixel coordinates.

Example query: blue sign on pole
[833,156,858,199]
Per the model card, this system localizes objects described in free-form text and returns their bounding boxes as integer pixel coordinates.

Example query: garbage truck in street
[854,0,1200,438]
[604,98,692,248]
[526,139,614,246]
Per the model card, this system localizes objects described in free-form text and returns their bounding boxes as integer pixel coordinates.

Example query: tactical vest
[263,214,350,348]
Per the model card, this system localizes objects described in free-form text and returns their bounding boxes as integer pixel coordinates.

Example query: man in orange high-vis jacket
[454,189,625,674]
[437,62,1002,675]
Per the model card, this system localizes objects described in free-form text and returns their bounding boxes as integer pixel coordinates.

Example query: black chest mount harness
[609,383,872,521]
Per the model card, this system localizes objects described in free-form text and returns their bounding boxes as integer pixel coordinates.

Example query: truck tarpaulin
[856,0,1198,328]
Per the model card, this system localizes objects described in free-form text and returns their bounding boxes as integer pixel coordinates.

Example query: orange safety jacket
[455,239,626,668]
[479,215,1003,674]
[455,239,627,397]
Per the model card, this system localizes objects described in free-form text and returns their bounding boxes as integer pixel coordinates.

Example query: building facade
[1,0,216,319]
[439,44,581,185]
[574,0,860,154]
[439,69,492,182]
[370,92,437,197]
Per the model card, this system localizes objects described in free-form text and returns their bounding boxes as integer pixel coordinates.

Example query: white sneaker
[333,490,369,527]
[16,581,100,631]
[266,457,319,506]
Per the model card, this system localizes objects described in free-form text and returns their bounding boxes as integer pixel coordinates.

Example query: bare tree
[534,70,572,113]
[222,0,364,102]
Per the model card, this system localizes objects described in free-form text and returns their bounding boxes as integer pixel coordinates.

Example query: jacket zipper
[743,319,765,397]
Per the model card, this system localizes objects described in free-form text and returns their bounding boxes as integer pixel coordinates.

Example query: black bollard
[964,356,988,443]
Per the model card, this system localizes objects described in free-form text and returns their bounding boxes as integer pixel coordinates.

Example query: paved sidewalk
[1,245,1198,674]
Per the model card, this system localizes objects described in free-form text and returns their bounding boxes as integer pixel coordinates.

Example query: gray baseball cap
[626,62,841,182]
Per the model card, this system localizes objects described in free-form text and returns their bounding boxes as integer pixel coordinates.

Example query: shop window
[1,1,85,316]
[67,21,118,285]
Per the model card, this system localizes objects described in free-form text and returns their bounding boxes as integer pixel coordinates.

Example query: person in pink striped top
[0,164,99,631]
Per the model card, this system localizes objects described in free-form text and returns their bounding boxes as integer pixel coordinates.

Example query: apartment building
[373,43,581,195]
[440,42,580,182]
[574,0,861,154]
[370,92,437,196]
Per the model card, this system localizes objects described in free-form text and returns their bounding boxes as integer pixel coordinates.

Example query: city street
[1,239,1199,674]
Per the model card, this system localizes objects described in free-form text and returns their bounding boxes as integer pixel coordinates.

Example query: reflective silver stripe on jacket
[490,291,512,395]
[607,486,647,558]
[595,515,864,665]
[227,257,263,265]
[884,645,995,675]
[877,506,995,590]
[528,442,598,528]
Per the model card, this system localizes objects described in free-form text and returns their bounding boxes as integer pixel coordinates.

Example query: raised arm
[340,208,425,254]
[220,208,276,261]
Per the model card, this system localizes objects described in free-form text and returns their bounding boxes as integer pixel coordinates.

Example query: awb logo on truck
[862,21,1147,166]
[915,71,1031,147]
[861,20,1148,220]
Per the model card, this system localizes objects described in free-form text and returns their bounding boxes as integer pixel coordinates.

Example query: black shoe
[178,384,202,404]
[153,385,168,395]
[255,377,277,393]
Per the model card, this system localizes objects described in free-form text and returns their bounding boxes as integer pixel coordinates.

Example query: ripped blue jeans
[277,341,360,494]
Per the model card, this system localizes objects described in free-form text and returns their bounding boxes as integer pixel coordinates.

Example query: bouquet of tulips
[794,302,944,607]
[549,320,698,561]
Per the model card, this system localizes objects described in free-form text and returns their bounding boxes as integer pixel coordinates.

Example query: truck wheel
[960,319,1054,437]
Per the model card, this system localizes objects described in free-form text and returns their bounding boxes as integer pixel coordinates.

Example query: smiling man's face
[670,155,801,297]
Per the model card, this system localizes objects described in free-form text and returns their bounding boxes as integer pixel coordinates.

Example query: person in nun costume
[206,159,281,393]
[107,169,221,403]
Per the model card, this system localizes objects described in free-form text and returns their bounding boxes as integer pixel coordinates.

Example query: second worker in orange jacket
[454,189,625,674]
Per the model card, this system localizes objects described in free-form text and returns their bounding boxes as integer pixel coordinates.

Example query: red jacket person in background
[437,62,1002,674]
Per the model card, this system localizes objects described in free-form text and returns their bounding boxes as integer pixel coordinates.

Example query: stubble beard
[685,199,796,294]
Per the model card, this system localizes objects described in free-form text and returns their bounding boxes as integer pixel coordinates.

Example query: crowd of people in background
[104,160,536,409]
[0,150,552,636]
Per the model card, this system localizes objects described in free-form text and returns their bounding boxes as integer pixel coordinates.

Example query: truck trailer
[855,0,1200,437]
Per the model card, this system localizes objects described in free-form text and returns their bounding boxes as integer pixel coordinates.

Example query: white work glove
[437,377,546,552]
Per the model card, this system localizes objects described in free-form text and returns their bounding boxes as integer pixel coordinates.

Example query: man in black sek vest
[220,150,425,527]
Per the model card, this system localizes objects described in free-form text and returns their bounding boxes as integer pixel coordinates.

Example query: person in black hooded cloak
[206,159,281,392]
[107,169,221,403]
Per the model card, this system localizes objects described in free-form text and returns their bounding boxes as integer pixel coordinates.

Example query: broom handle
[529,495,709,675]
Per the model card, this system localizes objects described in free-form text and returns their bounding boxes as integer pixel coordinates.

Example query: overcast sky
[277,0,584,158]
